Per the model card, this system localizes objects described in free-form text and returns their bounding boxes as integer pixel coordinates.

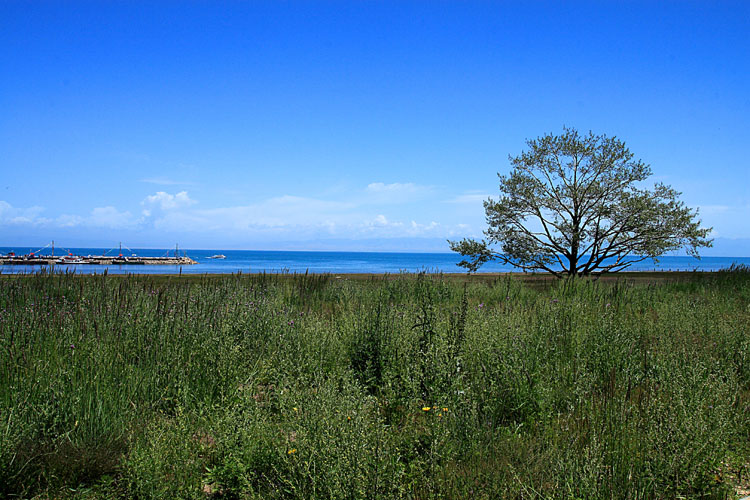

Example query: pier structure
[1,242,198,266]
[0,255,198,266]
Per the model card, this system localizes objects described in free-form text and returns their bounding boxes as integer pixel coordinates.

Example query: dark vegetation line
[1,267,748,499]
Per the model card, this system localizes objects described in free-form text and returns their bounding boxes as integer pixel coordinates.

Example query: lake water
[1,247,749,275]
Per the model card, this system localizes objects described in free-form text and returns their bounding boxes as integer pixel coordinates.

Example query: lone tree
[449,128,712,277]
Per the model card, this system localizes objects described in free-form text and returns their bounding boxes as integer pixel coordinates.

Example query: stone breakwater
[0,256,198,265]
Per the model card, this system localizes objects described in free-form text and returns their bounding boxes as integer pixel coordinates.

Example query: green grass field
[1,269,749,498]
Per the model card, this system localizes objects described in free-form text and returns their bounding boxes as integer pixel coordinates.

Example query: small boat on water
[57,256,85,264]
[206,254,226,260]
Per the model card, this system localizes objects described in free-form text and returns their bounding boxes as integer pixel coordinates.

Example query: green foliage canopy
[450,128,713,276]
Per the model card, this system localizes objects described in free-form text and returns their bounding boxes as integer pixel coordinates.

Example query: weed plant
[0,268,748,498]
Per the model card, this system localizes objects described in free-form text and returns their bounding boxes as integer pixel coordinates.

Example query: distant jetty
[0,254,198,266]
[1,242,197,266]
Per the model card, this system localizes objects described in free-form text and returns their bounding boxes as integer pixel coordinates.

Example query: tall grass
[0,269,748,498]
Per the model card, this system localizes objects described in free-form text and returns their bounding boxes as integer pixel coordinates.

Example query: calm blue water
[0,247,748,275]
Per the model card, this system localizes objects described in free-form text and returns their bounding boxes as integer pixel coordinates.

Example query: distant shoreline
[0,270,734,284]
[2,248,747,275]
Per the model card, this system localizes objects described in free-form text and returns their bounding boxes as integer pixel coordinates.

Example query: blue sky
[1,1,748,254]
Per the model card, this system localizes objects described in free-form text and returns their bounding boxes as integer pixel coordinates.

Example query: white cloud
[0,200,141,230]
[0,201,46,225]
[88,207,139,229]
[55,214,84,227]
[143,191,196,211]
[373,214,391,226]
[446,223,474,237]
[155,195,357,232]
[355,215,446,237]
[366,182,420,193]
[411,220,438,231]
[446,193,493,204]
[0,188,483,243]
[694,203,750,239]
[145,195,456,240]
[364,182,433,203]
[152,210,210,233]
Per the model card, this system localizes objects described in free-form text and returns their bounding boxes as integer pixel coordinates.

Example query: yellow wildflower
[288,448,297,455]
[422,406,431,411]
